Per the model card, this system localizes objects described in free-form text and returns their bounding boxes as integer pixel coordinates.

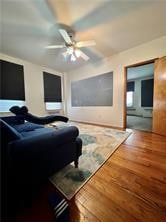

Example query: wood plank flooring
[14,130,166,222]
[70,130,166,222]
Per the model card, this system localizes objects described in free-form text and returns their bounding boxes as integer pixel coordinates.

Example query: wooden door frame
[123,58,158,129]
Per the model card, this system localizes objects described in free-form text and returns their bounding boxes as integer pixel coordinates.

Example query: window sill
[143,108,153,110]
[127,108,136,110]
[46,109,62,113]
[0,112,13,117]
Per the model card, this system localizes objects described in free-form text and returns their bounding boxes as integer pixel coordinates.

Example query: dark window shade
[0,60,25,100]
[43,72,62,102]
[141,79,154,107]
[127,81,135,92]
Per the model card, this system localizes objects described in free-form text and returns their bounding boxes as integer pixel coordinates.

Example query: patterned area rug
[50,122,131,200]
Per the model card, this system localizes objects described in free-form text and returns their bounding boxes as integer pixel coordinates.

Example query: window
[127,91,133,107]
[127,81,135,92]
[127,81,135,108]
[45,102,62,111]
[43,72,62,110]
[0,100,25,112]
[0,60,25,112]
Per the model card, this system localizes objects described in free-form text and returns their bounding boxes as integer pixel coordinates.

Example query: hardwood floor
[14,130,166,222]
[70,130,166,222]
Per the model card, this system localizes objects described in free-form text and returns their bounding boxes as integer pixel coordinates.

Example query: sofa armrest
[10,126,79,155]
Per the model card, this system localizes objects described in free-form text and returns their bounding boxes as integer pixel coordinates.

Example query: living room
[1,0,166,222]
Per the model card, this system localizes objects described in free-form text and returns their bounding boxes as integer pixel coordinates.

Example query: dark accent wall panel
[71,72,113,107]
[141,79,154,107]
[0,60,25,100]
[43,72,62,102]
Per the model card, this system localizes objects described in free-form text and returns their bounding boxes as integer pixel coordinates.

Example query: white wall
[66,36,166,128]
[0,53,64,116]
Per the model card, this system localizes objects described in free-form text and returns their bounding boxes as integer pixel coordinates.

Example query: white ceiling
[127,63,154,80]
[1,0,166,72]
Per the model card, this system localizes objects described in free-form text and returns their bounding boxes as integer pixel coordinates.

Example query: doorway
[124,59,156,132]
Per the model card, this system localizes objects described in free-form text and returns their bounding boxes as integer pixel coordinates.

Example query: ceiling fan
[45,29,96,62]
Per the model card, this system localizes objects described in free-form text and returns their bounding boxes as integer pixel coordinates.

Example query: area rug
[50,122,131,200]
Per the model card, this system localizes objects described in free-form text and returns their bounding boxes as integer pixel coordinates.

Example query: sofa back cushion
[1,116,25,125]
[13,122,44,133]
[0,119,21,146]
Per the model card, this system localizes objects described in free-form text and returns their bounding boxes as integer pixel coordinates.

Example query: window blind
[0,60,25,100]
[141,79,154,107]
[127,81,135,92]
[43,72,62,102]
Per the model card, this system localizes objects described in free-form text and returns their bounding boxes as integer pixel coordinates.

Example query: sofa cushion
[1,116,24,125]
[20,127,55,138]
[0,119,22,144]
[13,122,44,133]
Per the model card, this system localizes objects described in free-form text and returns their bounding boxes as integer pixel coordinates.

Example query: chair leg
[74,159,78,168]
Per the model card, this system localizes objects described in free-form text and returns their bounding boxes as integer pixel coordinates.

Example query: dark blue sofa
[0,115,82,217]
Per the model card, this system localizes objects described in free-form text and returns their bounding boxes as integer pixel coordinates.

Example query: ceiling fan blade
[59,29,72,44]
[79,50,90,61]
[76,40,96,48]
[45,45,65,49]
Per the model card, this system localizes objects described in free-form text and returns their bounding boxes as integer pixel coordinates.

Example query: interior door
[153,56,166,136]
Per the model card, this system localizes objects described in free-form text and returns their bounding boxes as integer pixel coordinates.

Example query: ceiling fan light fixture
[67,46,74,55]
[75,49,81,58]
[71,53,76,62]
[46,29,94,62]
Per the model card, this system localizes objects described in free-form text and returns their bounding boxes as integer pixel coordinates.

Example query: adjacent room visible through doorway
[126,62,154,132]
